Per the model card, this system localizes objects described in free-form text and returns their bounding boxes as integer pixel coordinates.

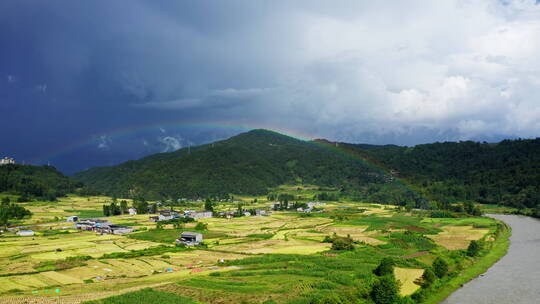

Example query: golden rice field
[0,194,501,304]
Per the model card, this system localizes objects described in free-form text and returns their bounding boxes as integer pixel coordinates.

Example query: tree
[195,222,208,230]
[467,240,482,257]
[331,235,354,251]
[204,198,214,212]
[120,200,128,214]
[149,203,157,214]
[432,257,449,278]
[1,197,10,205]
[133,200,149,214]
[172,219,183,229]
[370,275,401,304]
[45,190,57,202]
[373,257,394,276]
[109,202,120,215]
[421,268,436,288]
[0,203,32,228]
[102,205,110,217]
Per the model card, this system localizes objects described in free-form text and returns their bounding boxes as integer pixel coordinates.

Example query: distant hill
[74,129,389,200]
[345,139,540,209]
[0,164,81,200]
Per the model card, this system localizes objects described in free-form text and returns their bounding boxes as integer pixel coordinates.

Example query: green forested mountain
[74,129,540,210]
[0,164,81,200]
[74,129,388,200]
[345,138,540,209]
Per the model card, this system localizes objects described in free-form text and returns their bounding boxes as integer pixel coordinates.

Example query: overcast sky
[2,0,540,173]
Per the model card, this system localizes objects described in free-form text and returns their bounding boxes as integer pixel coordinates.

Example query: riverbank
[423,219,511,304]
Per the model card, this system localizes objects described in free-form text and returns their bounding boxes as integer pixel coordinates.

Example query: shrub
[432,257,448,278]
[370,275,400,304]
[373,257,394,276]
[467,240,482,257]
[420,268,436,287]
[195,222,208,231]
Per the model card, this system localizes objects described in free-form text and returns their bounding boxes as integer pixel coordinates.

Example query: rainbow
[34,120,419,198]
[32,120,316,165]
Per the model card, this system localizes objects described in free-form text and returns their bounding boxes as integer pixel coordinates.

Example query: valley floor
[0,195,507,304]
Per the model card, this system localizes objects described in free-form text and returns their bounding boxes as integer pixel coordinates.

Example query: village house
[16,230,34,236]
[96,225,134,235]
[187,211,213,220]
[255,209,270,216]
[75,219,133,235]
[149,216,159,222]
[217,211,235,219]
[66,216,78,222]
[128,207,137,215]
[307,202,326,208]
[75,219,112,231]
[176,231,203,246]
[0,157,15,166]
[243,211,251,217]
[158,210,180,221]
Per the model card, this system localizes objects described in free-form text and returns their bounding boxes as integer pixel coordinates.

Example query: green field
[0,193,508,304]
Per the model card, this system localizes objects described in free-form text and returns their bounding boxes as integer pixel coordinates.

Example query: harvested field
[426,225,490,250]
[394,267,423,296]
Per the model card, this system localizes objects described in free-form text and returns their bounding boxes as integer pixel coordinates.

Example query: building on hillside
[0,157,15,166]
[176,231,203,246]
[128,207,137,215]
[158,210,180,221]
[243,211,251,217]
[66,216,78,222]
[149,216,159,222]
[187,211,213,220]
[16,230,34,236]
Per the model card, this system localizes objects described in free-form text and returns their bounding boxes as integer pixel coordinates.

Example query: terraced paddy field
[0,197,508,304]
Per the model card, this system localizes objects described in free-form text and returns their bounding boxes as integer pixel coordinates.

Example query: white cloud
[35,84,47,93]
[97,135,111,150]
[124,0,540,143]
[158,136,181,152]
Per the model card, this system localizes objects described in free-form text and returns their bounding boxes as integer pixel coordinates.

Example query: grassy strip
[99,245,189,259]
[83,288,199,304]
[422,221,511,304]
[34,255,92,272]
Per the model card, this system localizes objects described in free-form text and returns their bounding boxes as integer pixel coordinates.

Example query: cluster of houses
[149,210,214,222]
[272,201,326,213]
[74,218,134,235]
[216,209,270,218]
[0,157,15,166]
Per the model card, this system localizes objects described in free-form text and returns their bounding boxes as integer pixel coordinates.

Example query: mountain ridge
[74,129,387,199]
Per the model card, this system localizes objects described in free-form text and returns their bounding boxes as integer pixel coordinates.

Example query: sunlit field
[0,192,502,304]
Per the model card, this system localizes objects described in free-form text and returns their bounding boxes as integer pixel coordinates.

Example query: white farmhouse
[0,157,15,166]
[16,230,35,236]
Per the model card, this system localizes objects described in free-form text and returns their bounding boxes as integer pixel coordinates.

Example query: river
[442,214,540,304]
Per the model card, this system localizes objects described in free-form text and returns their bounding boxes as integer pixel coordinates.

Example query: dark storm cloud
[1,1,540,172]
